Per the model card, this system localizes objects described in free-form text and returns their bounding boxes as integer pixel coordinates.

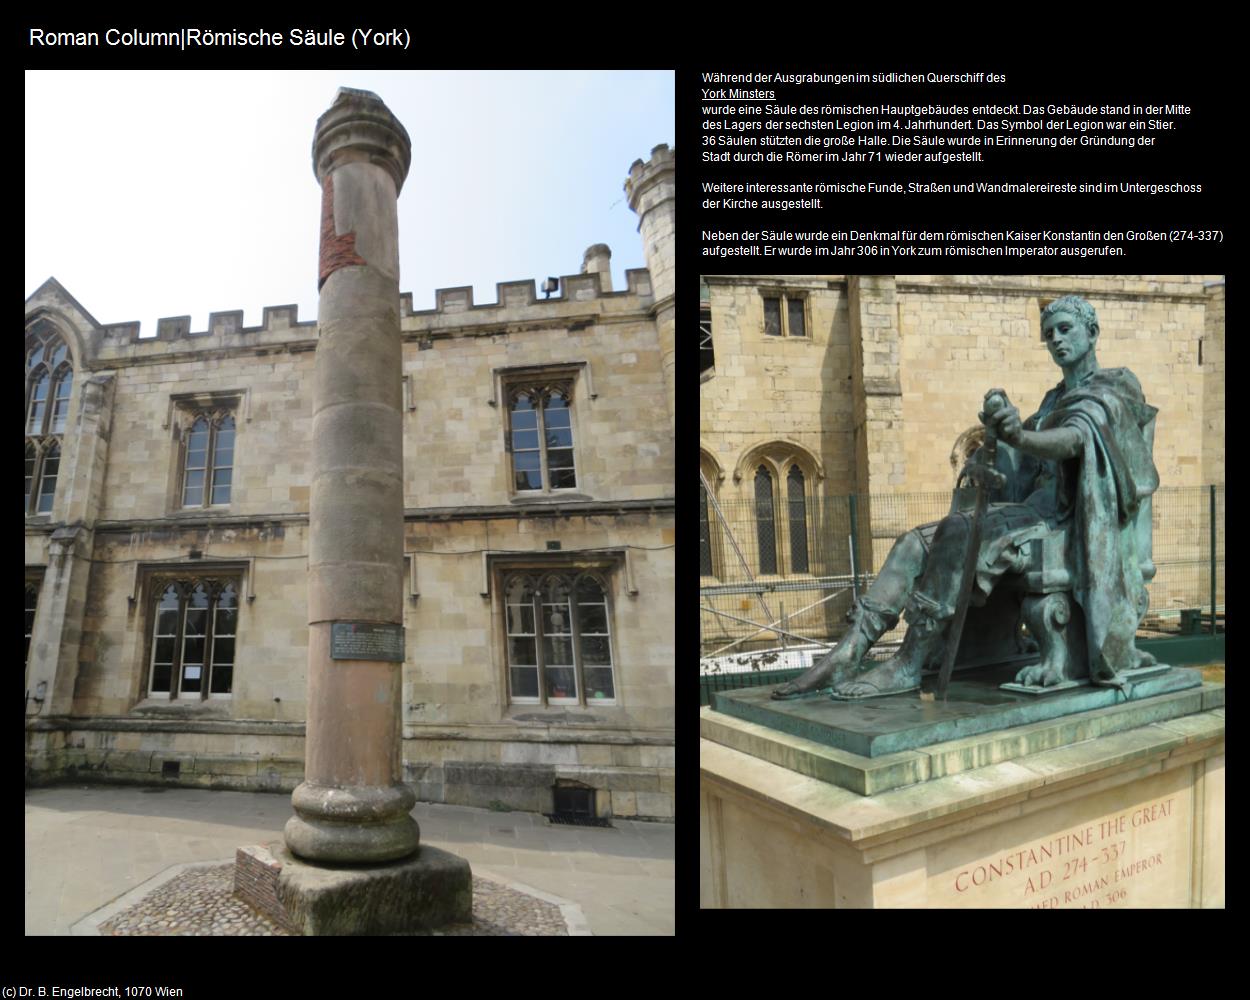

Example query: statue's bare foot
[831,656,922,700]
[772,603,887,700]
[1014,663,1063,688]
[772,652,838,699]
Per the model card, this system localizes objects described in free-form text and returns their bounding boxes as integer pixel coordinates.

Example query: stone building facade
[25,146,676,821]
[700,274,1225,645]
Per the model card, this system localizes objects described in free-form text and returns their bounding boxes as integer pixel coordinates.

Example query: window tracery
[504,570,614,704]
[507,382,577,493]
[147,576,239,699]
[25,325,72,515]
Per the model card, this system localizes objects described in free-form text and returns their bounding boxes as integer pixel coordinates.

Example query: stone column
[625,145,675,429]
[284,88,418,864]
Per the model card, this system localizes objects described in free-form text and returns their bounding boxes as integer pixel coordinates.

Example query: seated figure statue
[774,295,1160,701]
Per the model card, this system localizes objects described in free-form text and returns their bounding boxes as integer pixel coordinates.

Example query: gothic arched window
[736,443,821,578]
[25,324,73,515]
[699,479,714,577]
[787,465,809,574]
[755,465,777,574]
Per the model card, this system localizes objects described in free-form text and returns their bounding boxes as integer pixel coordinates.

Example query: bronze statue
[774,296,1159,700]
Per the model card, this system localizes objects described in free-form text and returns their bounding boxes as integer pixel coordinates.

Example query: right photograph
[699,274,1224,909]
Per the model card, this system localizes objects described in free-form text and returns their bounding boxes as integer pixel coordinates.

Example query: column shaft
[285,88,417,864]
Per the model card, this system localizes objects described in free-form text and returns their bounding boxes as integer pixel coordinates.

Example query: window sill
[505,704,620,724]
[168,506,235,518]
[132,698,232,721]
[508,492,593,505]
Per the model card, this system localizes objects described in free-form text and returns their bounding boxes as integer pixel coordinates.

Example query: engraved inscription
[330,621,405,662]
[947,794,1176,908]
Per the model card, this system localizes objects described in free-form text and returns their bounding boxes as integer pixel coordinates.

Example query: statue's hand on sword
[980,388,1022,446]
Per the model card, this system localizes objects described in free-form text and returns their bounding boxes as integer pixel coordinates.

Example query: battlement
[98,303,315,347]
[400,267,653,322]
[76,261,655,363]
[625,144,675,213]
[626,143,674,187]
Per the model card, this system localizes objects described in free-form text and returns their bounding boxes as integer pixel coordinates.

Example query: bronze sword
[935,390,1008,701]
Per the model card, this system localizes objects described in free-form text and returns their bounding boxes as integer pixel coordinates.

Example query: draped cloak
[978,368,1159,684]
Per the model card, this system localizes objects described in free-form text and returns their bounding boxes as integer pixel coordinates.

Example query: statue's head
[1040,295,1099,369]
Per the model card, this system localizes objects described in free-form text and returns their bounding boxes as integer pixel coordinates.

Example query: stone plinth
[711,664,1203,761]
[701,685,1224,908]
[236,842,472,934]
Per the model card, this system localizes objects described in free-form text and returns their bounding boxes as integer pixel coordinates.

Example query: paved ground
[25,785,674,936]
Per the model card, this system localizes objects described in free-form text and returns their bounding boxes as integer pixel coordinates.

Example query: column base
[285,780,420,863]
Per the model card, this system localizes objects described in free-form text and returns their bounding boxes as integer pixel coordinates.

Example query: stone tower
[626,144,676,428]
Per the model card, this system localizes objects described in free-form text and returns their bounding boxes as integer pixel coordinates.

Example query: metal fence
[699,485,1225,660]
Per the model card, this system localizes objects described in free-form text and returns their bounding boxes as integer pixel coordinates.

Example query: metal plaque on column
[330,622,406,662]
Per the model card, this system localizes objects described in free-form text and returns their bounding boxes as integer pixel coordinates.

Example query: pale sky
[25,70,674,335]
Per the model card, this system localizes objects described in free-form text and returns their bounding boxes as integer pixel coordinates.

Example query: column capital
[313,88,412,194]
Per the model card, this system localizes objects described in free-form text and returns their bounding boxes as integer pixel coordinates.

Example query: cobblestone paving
[98,864,568,936]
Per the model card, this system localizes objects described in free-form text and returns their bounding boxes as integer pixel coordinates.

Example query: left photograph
[25,70,674,937]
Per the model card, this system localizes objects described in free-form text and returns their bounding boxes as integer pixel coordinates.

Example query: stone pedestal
[701,683,1224,908]
[236,843,472,935]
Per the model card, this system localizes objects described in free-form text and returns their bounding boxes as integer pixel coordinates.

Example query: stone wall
[26,239,675,817]
[700,276,856,500]
[895,275,1215,494]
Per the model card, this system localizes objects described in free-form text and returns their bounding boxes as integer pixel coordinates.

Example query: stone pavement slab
[25,785,673,936]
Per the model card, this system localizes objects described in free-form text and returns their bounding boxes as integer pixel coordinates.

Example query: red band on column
[318,175,367,289]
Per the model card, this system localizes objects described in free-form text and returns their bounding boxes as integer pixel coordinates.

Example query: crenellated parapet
[398,264,654,336]
[37,237,660,365]
[98,303,316,347]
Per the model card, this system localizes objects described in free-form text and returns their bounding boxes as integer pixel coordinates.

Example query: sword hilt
[979,390,1008,442]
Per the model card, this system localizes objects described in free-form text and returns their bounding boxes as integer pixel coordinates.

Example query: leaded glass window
[148,577,240,699]
[504,571,615,705]
[182,412,236,507]
[755,466,777,574]
[25,584,39,670]
[699,479,714,576]
[26,371,50,436]
[760,290,808,338]
[508,384,577,493]
[787,297,806,338]
[787,465,809,574]
[37,443,60,515]
[25,324,73,515]
[25,443,37,513]
[763,297,782,337]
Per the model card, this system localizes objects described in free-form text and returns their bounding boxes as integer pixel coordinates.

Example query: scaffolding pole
[699,605,835,649]
[702,585,851,659]
[701,468,774,622]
